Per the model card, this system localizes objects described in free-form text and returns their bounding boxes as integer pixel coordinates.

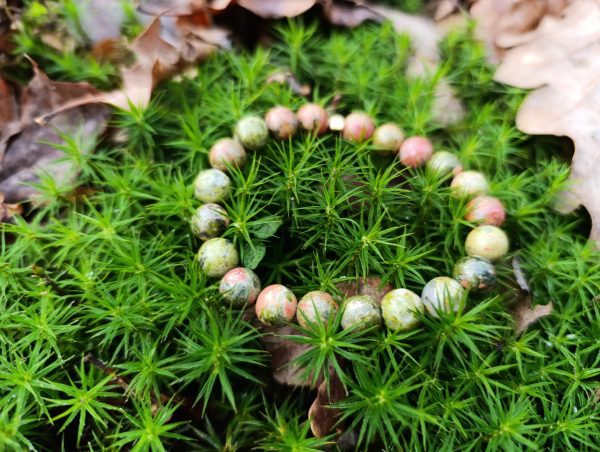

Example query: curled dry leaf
[493,0,600,243]
[0,66,109,203]
[238,0,317,18]
[336,276,392,304]
[266,70,311,96]
[512,257,553,335]
[308,369,347,438]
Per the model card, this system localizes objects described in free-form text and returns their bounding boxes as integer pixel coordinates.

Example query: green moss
[1,17,599,451]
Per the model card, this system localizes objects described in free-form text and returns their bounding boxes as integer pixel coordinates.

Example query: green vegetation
[1,6,599,450]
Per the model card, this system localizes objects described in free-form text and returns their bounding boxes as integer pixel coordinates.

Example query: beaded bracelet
[191,103,509,332]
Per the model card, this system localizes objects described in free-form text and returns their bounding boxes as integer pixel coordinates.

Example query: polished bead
[209,138,247,172]
[255,284,298,326]
[421,276,465,317]
[373,123,404,156]
[453,256,496,291]
[343,112,375,143]
[191,204,229,241]
[381,288,424,331]
[297,103,329,135]
[234,116,268,150]
[296,291,337,328]
[427,151,462,176]
[193,168,231,203]
[219,267,261,306]
[466,196,506,226]
[197,238,239,278]
[265,106,298,139]
[465,225,509,262]
[341,295,382,331]
[399,136,434,167]
[450,171,489,198]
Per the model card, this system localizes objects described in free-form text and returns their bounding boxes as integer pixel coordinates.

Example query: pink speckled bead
[219,267,261,306]
[296,291,337,328]
[255,284,297,326]
[265,106,298,139]
[466,196,506,226]
[297,103,329,135]
[209,138,247,172]
[343,112,375,143]
[398,136,434,167]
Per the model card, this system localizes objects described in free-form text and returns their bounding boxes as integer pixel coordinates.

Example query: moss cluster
[1,11,599,451]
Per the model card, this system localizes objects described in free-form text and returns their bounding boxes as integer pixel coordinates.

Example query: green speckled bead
[296,291,337,328]
[453,256,496,291]
[427,151,462,176]
[255,284,297,326]
[341,295,382,331]
[191,204,229,241]
[197,238,239,278]
[219,267,261,306]
[373,123,404,156]
[465,225,509,262]
[193,169,231,203]
[381,289,424,331]
[421,276,465,317]
[234,116,268,150]
[450,171,489,198]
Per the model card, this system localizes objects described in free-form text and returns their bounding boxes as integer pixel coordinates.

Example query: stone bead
[255,284,298,326]
[453,256,496,291]
[297,103,329,135]
[234,116,268,150]
[197,238,239,278]
[296,290,337,328]
[343,112,375,143]
[450,171,489,198]
[373,123,404,156]
[381,288,424,331]
[219,267,261,306]
[265,106,298,139]
[341,295,382,331]
[208,138,247,172]
[193,168,231,203]
[191,204,230,241]
[421,276,465,317]
[328,114,345,132]
[465,225,509,262]
[466,196,506,226]
[399,136,434,167]
[427,151,462,176]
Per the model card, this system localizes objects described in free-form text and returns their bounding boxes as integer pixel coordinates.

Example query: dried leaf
[0,66,109,203]
[0,78,19,158]
[0,192,23,221]
[266,70,311,96]
[78,0,125,44]
[308,370,347,438]
[512,257,553,335]
[493,0,600,242]
[336,276,392,304]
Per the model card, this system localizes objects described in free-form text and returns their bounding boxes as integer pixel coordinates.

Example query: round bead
[421,276,465,317]
[296,291,337,328]
[297,103,328,135]
[265,106,298,139]
[343,112,375,143]
[427,151,462,176]
[453,256,496,291]
[219,267,261,306]
[381,288,424,331]
[399,136,434,167]
[466,196,506,226]
[450,171,489,198]
[341,295,382,331]
[465,225,509,262]
[328,114,345,132]
[208,138,247,172]
[193,169,231,203]
[234,116,268,150]
[191,204,230,241]
[255,284,297,326]
[197,238,239,278]
[373,123,404,155]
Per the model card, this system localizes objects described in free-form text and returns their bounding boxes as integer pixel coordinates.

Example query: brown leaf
[336,276,392,304]
[493,0,600,242]
[238,0,316,18]
[512,257,553,335]
[260,325,317,387]
[0,192,23,221]
[322,0,380,27]
[0,78,19,158]
[78,0,126,44]
[0,65,109,203]
[308,370,347,438]
[266,70,311,96]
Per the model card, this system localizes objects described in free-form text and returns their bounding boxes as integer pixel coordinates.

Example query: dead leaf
[336,276,392,304]
[78,0,126,44]
[0,65,109,203]
[260,325,316,387]
[0,192,23,220]
[308,369,347,438]
[493,0,600,242]
[238,0,316,18]
[512,257,553,335]
[266,70,311,96]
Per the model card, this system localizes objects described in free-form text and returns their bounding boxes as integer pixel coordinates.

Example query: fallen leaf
[336,276,392,304]
[308,369,347,438]
[493,0,600,242]
[266,70,311,96]
[78,0,126,44]
[0,78,19,158]
[434,0,461,21]
[512,257,553,335]
[0,193,23,221]
[0,65,109,203]
[238,0,316,18]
